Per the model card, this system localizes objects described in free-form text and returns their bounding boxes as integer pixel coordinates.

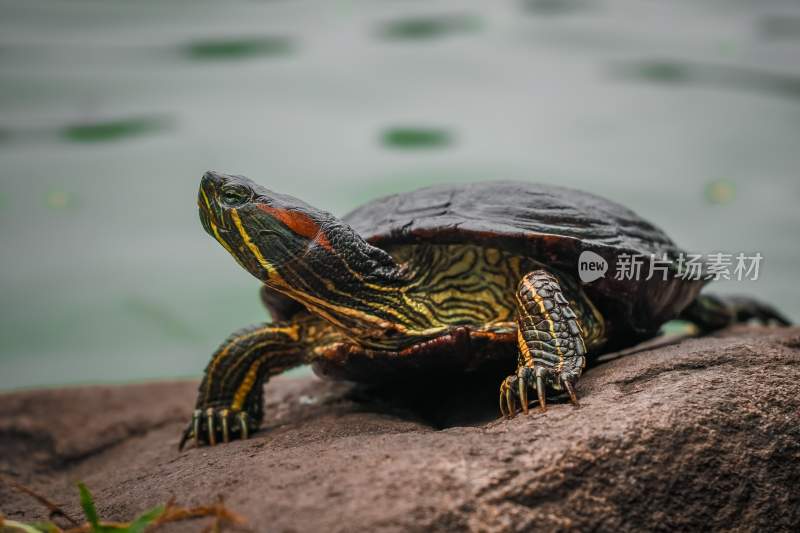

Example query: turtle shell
[344,181,705,339]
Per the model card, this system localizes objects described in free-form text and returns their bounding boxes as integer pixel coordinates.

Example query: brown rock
[1,326,799,532]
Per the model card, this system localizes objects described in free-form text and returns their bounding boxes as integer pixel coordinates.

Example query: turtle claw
[563,378,580,407]
[206,408,217,446]
[536,372,546,413]
[178,406,256,450]
[499,377,518,418]
[178,409,200,451]
[498,365,582,418]
[221,410,230,444]
[193,409,201,447]
[518,377,528,415]
[507,389,516,418]
[238,412,250,440]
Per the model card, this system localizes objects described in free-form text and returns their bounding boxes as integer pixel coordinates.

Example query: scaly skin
[500,271,596,416]
[180,320,309,449]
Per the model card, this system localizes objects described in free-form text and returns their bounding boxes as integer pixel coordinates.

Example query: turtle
[180,171,790,448]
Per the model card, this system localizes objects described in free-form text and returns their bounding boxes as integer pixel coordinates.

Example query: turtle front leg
[500,270,589,417]
[179,321,306,449]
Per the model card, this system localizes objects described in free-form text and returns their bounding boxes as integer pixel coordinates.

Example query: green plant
[0,480,245,533]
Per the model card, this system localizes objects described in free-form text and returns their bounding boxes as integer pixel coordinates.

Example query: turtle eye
[220,184,252,207]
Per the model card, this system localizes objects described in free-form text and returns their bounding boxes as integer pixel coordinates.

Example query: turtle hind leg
[179,321,307,450]
[500,270,593,418]
[679,294,791,334]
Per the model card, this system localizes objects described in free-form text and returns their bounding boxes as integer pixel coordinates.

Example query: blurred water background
[1,0,799,390]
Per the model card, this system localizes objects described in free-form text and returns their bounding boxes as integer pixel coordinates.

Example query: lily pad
[381,128,453,149]
[183,36,292,60]
[615,60,800,101]
[626,61,691,83]
[379,15,480,41]
[522,0,589,16]
[61,116,168,143]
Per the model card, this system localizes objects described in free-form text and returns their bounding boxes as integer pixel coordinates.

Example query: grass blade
[77,483,99,530]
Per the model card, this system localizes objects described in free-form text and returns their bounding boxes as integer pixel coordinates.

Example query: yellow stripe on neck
[231,208,282,280]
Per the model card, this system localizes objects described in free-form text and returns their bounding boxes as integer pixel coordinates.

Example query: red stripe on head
[257,204,333,252]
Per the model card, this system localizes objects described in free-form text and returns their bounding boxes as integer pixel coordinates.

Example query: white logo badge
[578,251,608,283]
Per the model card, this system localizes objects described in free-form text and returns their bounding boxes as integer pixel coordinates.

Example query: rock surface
[2,326,799,532]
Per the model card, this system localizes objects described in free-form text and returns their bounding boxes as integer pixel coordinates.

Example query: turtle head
[198,170,340,284]
[198,171,405,313]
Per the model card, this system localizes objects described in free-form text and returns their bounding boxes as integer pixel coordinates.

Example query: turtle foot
[498,364,581,418]
[178,406,258,450]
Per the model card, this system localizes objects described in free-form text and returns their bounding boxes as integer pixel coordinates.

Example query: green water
[1,0,799,390]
